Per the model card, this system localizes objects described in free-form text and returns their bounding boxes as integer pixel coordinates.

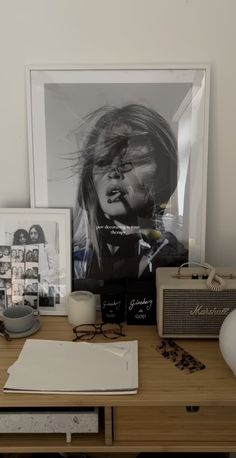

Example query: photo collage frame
[0,209,71,315]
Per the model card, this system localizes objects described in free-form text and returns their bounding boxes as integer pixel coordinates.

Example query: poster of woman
[27,65,210,284]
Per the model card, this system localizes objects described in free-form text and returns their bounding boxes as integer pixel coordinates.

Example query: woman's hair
[13,229,29,245]
[73,104,178,265]
[29,224,46,244]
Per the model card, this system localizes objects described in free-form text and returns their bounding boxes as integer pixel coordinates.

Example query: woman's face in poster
[92,134,159,219]
[18,232,27,244]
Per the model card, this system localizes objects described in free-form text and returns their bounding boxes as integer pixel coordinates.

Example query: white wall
[0,0,235,267]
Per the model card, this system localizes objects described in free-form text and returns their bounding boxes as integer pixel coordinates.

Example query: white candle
[67,291,96,327]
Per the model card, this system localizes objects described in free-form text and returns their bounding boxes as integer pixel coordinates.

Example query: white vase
[219,308,236,376]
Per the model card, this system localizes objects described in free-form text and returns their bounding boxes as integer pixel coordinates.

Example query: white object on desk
[67,291,96,326]
[219,308,236,376]
[4,339,138,394]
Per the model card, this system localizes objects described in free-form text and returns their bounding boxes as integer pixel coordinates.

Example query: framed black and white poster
[27,64,210,284]
[0,208,71,315]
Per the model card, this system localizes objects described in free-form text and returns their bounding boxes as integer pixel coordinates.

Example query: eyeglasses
[72,322,125,342]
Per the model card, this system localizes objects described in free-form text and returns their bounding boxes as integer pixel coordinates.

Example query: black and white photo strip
[0,221,59,312]
[0,244,39,310]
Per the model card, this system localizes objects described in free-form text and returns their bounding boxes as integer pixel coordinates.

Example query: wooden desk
[0,316,236,453]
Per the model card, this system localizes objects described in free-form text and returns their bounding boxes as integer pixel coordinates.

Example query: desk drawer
[114,407,236,444]
[0,409,99,443]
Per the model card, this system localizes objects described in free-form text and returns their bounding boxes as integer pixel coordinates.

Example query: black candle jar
[126,279,156,325]
[101,283,126,323]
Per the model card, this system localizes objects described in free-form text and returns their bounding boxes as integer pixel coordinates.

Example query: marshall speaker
[156,266,236,338]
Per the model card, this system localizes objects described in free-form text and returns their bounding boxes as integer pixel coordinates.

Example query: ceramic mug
[2,305,35,333]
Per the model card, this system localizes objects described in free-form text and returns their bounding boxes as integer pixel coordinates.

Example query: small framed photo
[0,208,71,315]
[27,64,210,283]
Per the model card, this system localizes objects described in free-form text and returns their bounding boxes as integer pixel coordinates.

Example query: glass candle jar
[67,291,96,327]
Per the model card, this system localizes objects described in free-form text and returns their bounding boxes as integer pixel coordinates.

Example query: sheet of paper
[4,339,138,394]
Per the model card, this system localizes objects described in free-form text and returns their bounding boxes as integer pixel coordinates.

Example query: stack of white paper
[4,339,138,395]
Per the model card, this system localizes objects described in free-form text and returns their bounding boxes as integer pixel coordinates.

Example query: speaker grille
[163,289,236,335]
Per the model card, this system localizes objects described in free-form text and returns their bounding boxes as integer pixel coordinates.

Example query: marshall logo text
[190,305,230,316]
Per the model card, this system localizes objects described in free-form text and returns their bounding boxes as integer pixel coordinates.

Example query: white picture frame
[0,208,71,315]
[26,64,210,281]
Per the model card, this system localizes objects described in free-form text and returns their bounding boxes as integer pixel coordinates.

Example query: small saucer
[8,319,41,339]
